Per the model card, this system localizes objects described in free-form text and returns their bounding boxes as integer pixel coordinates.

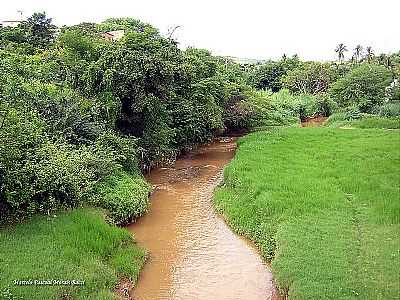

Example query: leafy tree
[22,12,57,48]
[328,64,392,112]
[98,17,149,33]
[0,12,57,52]
[282,62,335,94]
[248,55,300,92]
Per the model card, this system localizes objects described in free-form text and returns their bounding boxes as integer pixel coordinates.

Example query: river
[126,136,280,300]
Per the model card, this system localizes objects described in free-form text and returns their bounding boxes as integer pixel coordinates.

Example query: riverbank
[214,127,400,299]
[127,136,280,300]
[0,209,145,300]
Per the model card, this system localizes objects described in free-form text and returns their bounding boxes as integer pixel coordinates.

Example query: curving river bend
[126,136,280,300]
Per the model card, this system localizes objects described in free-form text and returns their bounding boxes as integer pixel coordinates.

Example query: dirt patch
[115,278,134,300]
[301,116,328,127]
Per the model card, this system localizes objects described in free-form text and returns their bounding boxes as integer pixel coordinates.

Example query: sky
[1,0,399,61]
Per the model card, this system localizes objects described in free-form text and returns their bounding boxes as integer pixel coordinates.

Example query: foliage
[0,209,146,300]
[0,13,253,221]
[282,61,336,95]
[92,171,150,225]
[328,64,392,112]
[375,101,400,117]
[214,128,399,299]
[0,12,56,51]
[244,89,336,127]
[248,56,300,92]
[22,12,57,49]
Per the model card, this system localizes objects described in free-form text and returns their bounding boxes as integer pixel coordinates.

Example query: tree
[22,12,57,48]
[353,44,363,63]
[335,43,348,63]
[365,46,374,63]
[282,62,335,95]
[248,56,300,92]
[328,64,392,112]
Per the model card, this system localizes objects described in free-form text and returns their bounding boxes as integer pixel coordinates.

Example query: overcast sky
[1,0,399,61]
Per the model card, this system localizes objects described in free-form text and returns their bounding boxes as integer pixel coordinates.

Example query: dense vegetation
[1,13,399,223]
[0,13,257,223]
[1,11,399,300]
[215,128,399,299]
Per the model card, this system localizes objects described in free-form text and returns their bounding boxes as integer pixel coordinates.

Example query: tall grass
[214,128,400,299]
[0,209,146,300]
[325,113,400,129]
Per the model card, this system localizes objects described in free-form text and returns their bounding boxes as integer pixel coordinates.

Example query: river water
[126,136,280,300]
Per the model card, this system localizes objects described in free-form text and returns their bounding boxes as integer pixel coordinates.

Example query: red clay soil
[301,116,328,127]
[115,278,134,300]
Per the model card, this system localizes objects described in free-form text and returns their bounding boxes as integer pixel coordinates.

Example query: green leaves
[328,64,392,112]
[282,61,336,95]
[91,171,150,225]
[0,15,255,224]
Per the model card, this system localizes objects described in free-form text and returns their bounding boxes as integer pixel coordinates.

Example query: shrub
[0,107,125,222]
[328,64,392,113]
[92,171,150,225]
[246,89,336,127]
[0,108,46,220]
[95,131,140,173]
[375,101,400,117]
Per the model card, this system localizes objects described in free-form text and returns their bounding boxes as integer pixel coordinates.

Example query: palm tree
[353,44,363,63]
[377,54,392,69]
[365,46,374,63]
[335,43,348,63]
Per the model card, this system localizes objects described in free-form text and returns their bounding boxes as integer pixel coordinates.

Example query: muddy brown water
[126,136,280,300]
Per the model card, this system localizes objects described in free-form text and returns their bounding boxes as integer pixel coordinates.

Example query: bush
[0,107,124,222]
[328,64,392,113]
[245,89,336,127]
[375,101,400,117]
[92,171,150,225]
[95,131,140,173]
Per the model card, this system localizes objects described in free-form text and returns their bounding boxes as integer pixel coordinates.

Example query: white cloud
[1,0,399,60]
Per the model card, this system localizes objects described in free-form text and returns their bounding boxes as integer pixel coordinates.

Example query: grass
[325,113,400,129]
[214,127,400,299]
[0,208,146,300]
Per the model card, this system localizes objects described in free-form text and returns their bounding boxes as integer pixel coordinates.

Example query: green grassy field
[0,209,145,300]
[214,127,400,299]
